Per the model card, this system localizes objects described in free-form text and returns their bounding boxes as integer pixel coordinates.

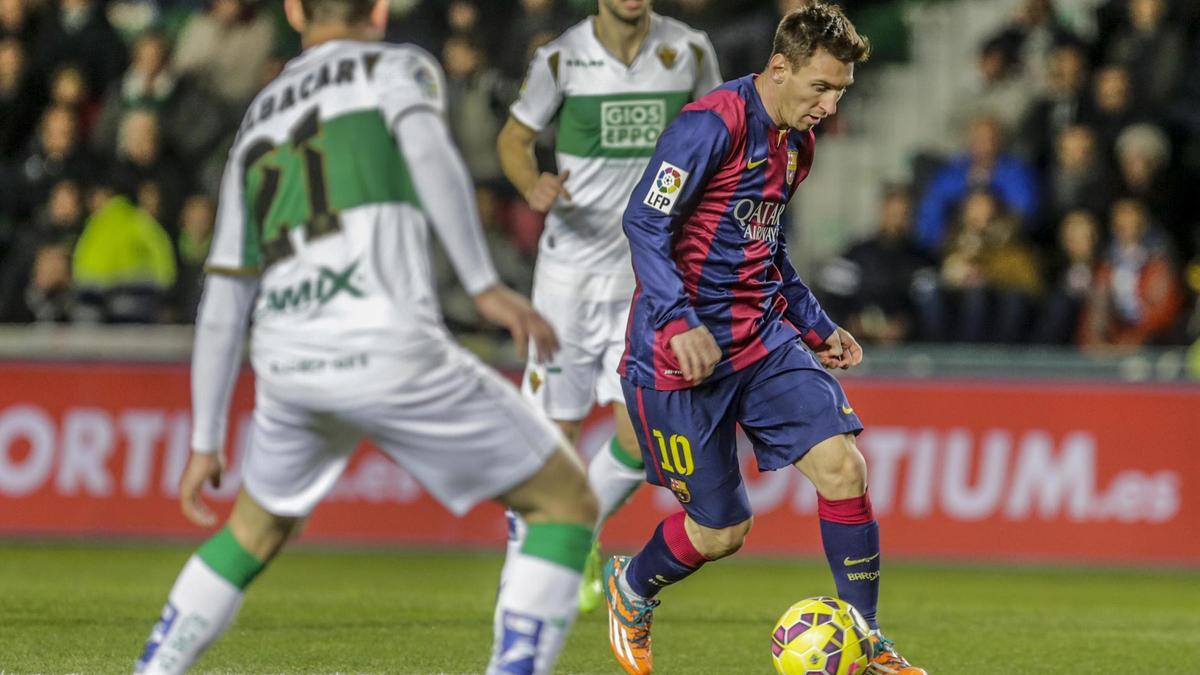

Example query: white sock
[488,551,582,674]
[588,440,644,529]
[134,557,244,674]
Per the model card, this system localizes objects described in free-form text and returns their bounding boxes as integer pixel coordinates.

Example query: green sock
[197,526,266,589]
[520,521,594,573]
[609,436,643,470]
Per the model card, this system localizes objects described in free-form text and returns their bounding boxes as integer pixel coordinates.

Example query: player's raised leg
[490,446,599,675]
[603,378,751,674]
[135,487,301,674]
[794,434,926,675]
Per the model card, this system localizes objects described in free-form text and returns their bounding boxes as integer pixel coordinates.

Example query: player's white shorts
[522,266,633,421]
[241,347,562,518]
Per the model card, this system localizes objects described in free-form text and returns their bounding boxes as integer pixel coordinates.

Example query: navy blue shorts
[621,340,863,529]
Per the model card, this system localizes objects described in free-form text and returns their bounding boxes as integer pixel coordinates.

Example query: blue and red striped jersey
[618,74,836,391]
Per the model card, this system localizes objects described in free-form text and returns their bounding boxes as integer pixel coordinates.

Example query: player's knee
[804,436,867,499]
[692,517,753,560]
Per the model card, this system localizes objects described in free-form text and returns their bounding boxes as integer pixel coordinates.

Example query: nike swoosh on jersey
[746,156,768,169]
[843,552,879,566]
[841,405,854,414]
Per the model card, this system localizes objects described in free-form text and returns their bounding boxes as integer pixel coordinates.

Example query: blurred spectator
[172,192,213,322]
[47,62,99,141]
[710,0,803,80]
[93,30,226,163]
[1102,0,1184,115]
[446,0,480,34]
[1033,209,1099,343]
[1079,198,1184,347]
[10,104,97,220]
[1111,123,1189,258]
[1018,41,1089,170]
[1082,64,1143,161]
[951,35,1032,137]
[502,0,575,78]
[72,187,177,323]
[21,243,75,322]
[0,36,41,159]
[0,178,84,321]
[0,0,43,43]
[1039,124,1110,238]
[29,176,85,244]
[916,189,1043,342]
[816,186,934,344]
[34,0,127,95]
[657,0,723,37]
[986,0,1080,93]
[109,107,187,227]
[173,0,277,107]
[916,114,1040,253]
[443,32,509,186]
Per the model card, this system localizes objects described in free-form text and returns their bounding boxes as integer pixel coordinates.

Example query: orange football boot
[868,632,927,674]
[603,555,659,674]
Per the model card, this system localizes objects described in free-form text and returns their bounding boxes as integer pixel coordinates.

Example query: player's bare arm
[474,283,560,363]
[497,116,572,212]
[669,324,722,383]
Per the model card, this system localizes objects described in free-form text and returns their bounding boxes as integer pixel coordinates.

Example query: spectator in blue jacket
[916,113,1039,254]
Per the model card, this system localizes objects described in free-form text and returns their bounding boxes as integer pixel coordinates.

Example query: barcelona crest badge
[668,478,691,503]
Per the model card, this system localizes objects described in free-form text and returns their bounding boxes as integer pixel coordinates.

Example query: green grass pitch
[2,542,1197,673]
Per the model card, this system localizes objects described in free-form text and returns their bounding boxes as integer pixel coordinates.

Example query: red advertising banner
[1,362,1197,564]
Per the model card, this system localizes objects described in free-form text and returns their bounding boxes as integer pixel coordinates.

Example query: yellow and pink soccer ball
[770,596,874,675]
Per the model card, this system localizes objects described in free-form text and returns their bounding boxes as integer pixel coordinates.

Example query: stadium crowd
[0,0,1196,351]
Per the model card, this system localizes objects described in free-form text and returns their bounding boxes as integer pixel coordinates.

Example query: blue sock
[624,512,708,598]
[818,493,881,629]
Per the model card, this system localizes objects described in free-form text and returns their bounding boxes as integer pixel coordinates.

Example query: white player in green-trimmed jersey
[134,0,599,673]
[496,0,720,612]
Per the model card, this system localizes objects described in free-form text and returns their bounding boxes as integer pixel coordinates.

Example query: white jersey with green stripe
[207,40,482,381]
[511,13,721,293]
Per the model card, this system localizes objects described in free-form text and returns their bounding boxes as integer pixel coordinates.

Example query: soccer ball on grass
[770,596,873,675]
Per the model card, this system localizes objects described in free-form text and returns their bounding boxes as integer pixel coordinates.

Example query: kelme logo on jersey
[644,161,689,214]
[260,260,365,316]
[731,199,786,242]
[601,99,666,150]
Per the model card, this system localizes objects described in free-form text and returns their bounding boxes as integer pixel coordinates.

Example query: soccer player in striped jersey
[133,1,598,673]
[496,0,721,613]
[602,4,926,674]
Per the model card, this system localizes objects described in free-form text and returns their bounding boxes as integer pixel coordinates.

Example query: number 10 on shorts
[652,430,694,476]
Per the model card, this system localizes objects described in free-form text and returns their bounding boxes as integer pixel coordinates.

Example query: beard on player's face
[601,0,648,24]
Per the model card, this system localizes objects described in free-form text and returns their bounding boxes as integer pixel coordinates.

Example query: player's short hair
[299,0,375,24]
[772,2,870,69]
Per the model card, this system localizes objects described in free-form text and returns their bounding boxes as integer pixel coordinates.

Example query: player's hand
[474,283,560,363]
[814,326,863,370]
[669,325,722,383]
[179,450,224,527]
[524,170,572,212]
